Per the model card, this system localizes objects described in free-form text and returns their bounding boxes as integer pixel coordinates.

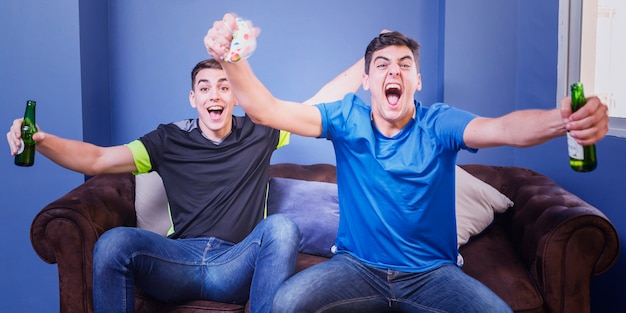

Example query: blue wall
[1,0,84,311]
[1,0,624,312]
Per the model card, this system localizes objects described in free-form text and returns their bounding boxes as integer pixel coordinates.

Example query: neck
[199,117,233,143]
[371,105,415,137]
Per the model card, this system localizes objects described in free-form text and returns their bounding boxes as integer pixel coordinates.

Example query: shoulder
[140,119,198,147]
[318,93,369,118]
[418,102,476,124]
[170,119,198,132]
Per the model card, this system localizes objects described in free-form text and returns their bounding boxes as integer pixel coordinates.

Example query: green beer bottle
[567,83,597,172]
[14,100,38,167]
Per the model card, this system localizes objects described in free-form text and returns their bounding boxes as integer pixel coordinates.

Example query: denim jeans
[272,253,512,313]
[92,214,300,313]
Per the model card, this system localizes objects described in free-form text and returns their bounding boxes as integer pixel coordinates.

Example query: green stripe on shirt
[125,140,151,174]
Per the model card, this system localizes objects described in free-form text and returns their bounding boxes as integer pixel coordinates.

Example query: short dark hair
[364,31,420,74]
[191,59,223,89]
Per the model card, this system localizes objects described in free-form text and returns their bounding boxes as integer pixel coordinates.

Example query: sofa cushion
[455,166,513,246]
[134,172,171,236]
[267,178,339,257]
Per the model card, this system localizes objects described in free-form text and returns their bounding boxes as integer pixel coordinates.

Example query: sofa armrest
[30,172,137,313]
[461,164,619,313]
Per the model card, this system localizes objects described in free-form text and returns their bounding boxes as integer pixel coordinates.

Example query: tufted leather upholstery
[30,164,619,313]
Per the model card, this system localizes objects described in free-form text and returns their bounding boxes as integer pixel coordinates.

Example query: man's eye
[401,64,412,69]
[220,86,230,92]
[376,63,388,69]
[200,87,208,92]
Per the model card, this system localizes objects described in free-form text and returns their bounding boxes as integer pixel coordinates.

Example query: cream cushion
[134,172,171,236]
[455,166,513,246]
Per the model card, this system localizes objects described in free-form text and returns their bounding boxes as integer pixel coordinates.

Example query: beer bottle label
[567,133,584,160]
[16,139,25,155]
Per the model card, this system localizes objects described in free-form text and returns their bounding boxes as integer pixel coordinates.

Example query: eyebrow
[374,55,414,63]
[196,77,228,86]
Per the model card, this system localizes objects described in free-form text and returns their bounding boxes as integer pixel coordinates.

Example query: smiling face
[363,45,422,137]
[189,67,237,142]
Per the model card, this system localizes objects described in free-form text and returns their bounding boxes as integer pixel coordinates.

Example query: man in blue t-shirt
[205,13,609,313]
[6,58,362,313]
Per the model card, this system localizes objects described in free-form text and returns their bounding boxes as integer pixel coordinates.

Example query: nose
[208,88,220,101]
[388,63,400,76]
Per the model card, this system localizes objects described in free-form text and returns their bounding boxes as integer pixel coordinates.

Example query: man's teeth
[386,83,401,90]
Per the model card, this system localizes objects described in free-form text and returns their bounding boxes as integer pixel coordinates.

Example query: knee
[272,283,303,313]
[93,227,135,266]
[263,214,301,247]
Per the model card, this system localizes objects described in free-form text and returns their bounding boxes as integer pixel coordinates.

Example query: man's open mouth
[385,83,402,106]
[208,106,224,119]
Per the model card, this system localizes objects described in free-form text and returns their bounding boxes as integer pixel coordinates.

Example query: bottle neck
[24,101,36,122]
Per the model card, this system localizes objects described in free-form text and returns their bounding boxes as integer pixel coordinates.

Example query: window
[558,0,626,137]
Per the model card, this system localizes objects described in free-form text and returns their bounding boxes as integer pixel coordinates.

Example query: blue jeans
[93,214,300,313]
[272,253,512,313]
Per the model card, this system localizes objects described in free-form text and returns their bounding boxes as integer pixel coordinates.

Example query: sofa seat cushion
[295,252,330,273]
[460,221,544,313]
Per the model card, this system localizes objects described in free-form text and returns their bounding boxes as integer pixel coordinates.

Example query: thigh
[273,254,393,313]
[204,214,300,291]
[96,227,249,303]
[102,229,215,299]
[140,235,264,304]
[396,264,512,313]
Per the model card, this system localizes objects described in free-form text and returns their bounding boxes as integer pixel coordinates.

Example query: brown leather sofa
[30,163,619,313]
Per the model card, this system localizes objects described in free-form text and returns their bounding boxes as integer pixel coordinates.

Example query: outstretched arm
[463,96,609,149]
[303,57,364,106]
[205,13,361,137]
[7,119,136,175]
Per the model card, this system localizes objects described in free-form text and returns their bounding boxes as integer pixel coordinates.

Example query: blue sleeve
[428,102,478,153]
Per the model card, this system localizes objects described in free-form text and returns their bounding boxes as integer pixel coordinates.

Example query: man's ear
[189,90,197,108]
[415,73,422,92]
[362,73,370,91]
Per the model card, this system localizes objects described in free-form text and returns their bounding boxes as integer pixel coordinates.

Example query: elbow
[81,166,103,177]
[83,157,114,176]
[243,102,280,127]
[247,113,272,127]
[248,114,264,125]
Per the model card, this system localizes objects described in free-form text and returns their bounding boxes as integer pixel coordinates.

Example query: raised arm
[463,96,609,149]
[7,119,136,175]
[303,57,364,106]
[205,13,361,137]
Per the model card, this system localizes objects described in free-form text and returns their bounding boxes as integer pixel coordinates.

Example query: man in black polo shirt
[6,57,363,313]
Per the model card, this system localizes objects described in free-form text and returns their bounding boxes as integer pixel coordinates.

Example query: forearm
[35,134,102,174]
[465,109,567,149]
[222,60,281,124]
[503,109,567,147]
[303,58,364,105]
[36,134,134,175]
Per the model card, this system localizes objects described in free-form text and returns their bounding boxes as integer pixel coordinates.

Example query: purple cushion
[267,178,338,257]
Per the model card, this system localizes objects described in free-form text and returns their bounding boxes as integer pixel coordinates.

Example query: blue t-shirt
[317,93,476,272]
